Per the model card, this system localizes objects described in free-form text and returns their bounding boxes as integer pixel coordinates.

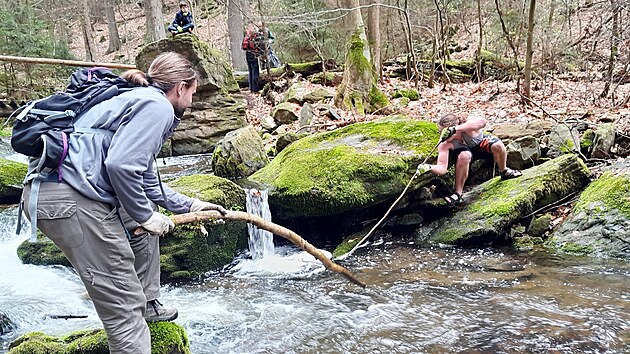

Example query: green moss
[399,97,410,106]
[560,241,594,255]
[559,137,576,154]
[9,324,190,354]
[574,172,630,218]
[17,238,71,267]
[431,154,590,244]
[369,85,389,111]
[0,126,12,137]
[347,30,371,73]
[0,158,27,187]
[392,89,419,101]
[250,117,439,216]
[581,129,594,149]
[149,322,190,354]
[168,174,245,211]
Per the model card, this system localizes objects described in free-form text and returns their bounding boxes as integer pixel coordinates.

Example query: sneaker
[144,299,178,322]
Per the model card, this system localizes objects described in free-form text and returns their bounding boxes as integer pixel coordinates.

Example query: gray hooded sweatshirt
[33,86,193,224]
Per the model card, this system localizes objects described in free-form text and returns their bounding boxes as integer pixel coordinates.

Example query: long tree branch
[170,211,367,288]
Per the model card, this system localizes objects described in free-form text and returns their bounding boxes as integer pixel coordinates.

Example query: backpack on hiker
[9,67,137,173]
[241,30,266,56]
[7,67,140,242]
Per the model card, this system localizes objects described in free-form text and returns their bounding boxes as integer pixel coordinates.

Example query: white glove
[189,198,228,215]
[140,212,174,236]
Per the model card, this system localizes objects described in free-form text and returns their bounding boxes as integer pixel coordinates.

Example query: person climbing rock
[416,113,522,206]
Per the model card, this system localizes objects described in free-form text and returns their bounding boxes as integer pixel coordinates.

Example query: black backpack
[8,67,137,171]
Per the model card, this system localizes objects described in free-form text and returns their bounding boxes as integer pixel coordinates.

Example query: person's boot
[144,299,178,322]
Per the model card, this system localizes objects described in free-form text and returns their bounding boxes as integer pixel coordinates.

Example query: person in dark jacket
[168,1,195,36]
[21,52,227,354]
[242,23,261,92]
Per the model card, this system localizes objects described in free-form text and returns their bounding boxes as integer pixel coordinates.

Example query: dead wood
[170,210,367,288]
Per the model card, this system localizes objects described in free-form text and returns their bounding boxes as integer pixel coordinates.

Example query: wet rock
[211,126,269,179]
[0,312,16,338]
[0,158,27,204]
[8,322,189,354]
[271,102,299,125]
[547,124,581,158]
[527,214,552,237]
[506,136,541,170]
[548,159,630,260]
[427,154,590,245]
[591,123,615,159]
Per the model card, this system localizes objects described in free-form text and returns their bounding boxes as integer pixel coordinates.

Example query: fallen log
[234,60,338,88]
[170,210,366,287]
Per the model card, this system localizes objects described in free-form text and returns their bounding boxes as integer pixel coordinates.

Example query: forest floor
[77,0,630,146]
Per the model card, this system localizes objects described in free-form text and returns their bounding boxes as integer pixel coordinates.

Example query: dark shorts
[448,134,501,166]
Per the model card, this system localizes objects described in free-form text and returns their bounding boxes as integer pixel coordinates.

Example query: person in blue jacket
[168,1,195,36]
[21,52,226,354]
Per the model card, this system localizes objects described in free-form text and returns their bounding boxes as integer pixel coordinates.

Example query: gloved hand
[189,198,228,216]
[440,126,457,142]
[177,26,183,33]
[416,163,432,175]
[141,212,175,236]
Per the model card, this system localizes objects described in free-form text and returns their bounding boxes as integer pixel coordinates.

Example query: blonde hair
[120,69,149,87]
[438,113,466,128]
[149,52,198,93]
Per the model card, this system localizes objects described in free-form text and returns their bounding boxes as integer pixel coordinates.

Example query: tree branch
[170,210,367,288]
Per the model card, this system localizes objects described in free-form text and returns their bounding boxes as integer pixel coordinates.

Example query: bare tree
[601,0,619,98]
[144,0,166,43]
[228,0,247,71]
[105,0,122,54]
[367,0,381,80]
[82,0,96,61]
[522,0,536,99]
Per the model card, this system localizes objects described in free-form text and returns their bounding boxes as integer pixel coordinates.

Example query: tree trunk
[522,0,536,99]
[105,0,122,54]
[169,210,366,287]
[334,0,387,116]
[474,0,483,81]
[601,0,619,98]
[227,0,247,71]
[82,0,96,62]
[367,0,381,80]
[144,0,166,43]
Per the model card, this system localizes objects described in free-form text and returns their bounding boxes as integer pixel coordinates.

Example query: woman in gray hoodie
[22,52,225,353]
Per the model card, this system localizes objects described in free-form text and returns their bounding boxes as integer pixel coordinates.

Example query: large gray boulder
[425,154,590,245]
[136,35,246,156]
[547,158,630,260]
[211,126,269,179]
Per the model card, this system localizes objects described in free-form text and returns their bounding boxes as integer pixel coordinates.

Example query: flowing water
[0,152,628,353]
[1,205,628,353]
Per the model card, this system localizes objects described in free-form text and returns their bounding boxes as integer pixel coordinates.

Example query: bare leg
[491,141,508,172]
[454,151,472,195]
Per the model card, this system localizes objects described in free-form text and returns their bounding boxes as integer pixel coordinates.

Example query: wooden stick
[169,211,367,288]
[0,55,136,70]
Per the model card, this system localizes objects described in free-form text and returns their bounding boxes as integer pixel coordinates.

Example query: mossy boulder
[8,322,190,354]
[0,158,27,204]
[547,163,630,259]
[164,174,248,281]
[547,124,581,158]
[590,122,615,159]
[392,89,419,101]
[135,34,238,94]
[17,175,248,283]
[426,154,590,245]
[249,116,440,219]
[136,35,246,156]
[211,126,269,179]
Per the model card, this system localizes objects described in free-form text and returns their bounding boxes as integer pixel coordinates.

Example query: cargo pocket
[37,200,85,248]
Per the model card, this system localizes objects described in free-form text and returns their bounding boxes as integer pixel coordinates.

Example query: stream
[0,152,628,353]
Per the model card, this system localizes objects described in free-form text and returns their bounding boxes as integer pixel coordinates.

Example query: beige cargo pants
[23,181,161,354]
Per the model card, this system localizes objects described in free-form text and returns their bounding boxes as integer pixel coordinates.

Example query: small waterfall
[245,189,274,259]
